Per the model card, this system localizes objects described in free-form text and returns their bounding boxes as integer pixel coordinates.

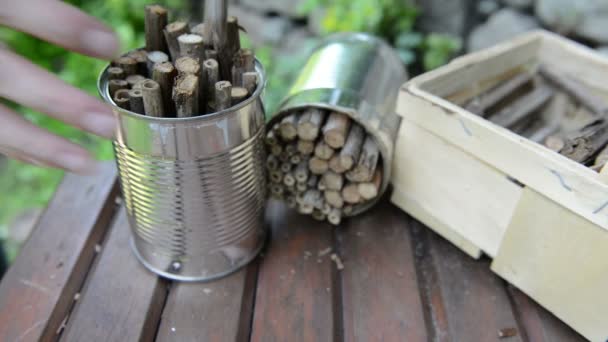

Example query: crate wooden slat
[61,208,168,341]
[0,163,118,342]
[492,188,608,342]
[391,30,608,341]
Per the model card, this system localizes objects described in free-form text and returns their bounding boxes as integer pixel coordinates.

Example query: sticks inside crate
[266,108,384,226]
[461,64,608,172]
[108,5,259,118]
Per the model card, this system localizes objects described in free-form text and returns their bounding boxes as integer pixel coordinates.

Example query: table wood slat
[507,286,586,342]
[250,200,336,342]
[0,163,118,342]
[422,228,524,342]
[155,263,258,342]
[60,208,168,342]
[338,203,428,342]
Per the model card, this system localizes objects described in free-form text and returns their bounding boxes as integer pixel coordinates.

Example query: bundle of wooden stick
[461,64,608,171]
[266,108,383,225]
[107,5,258,118]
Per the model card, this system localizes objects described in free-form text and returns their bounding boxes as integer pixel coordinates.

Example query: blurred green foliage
[300,0,461,69]
[0,0,183,260]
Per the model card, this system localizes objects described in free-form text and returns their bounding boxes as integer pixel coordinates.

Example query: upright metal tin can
[98,62,267,282]
[268,33,407,216]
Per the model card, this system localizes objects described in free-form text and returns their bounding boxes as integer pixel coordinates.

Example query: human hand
[0,0,120,174]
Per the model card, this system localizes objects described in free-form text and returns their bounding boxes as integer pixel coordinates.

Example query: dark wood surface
[0,163,587,342]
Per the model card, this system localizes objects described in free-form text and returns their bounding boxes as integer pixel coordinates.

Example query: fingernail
[57,152,96,175]
[84,112,116,139]
[81,30,120,59]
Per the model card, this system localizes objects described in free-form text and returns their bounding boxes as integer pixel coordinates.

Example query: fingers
[0,103,96,174]
[0,48,116,139]
[0,0,119,60]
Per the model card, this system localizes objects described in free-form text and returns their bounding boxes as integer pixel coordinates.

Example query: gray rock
[414,0,468,37]
[596,46,608,59]
[478,0,500,17]
[240,0,307,18]
[229,5,293,46]
[468,9,540,51]
[502,0,533,9]
[536,0,608,44]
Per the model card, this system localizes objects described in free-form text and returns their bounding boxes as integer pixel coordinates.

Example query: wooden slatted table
[0,162,586,341]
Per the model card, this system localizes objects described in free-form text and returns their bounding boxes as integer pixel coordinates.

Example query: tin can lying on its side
[267,33,407,220]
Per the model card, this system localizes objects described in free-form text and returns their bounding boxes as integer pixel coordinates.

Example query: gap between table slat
[0,162,118,342]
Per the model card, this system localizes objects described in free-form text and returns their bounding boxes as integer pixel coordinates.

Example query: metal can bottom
[130,228,267,282]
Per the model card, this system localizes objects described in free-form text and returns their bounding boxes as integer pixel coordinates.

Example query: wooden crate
[391,30,608,342]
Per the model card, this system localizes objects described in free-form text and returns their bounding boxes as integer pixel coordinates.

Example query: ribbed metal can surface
[98,62,267,282]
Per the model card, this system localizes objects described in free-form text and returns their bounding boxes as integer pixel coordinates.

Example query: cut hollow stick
[358,168,382,200]
[126,75,146,88]
[127,49,148,75]
[178,34,204,61]
[146,51,169,76]
[270,183,284,198]
[173,74,200,117]
[242,71,258,94]
[338,124,365,171]
[328,209,342,226]
[539,65,608,117]
[280,162,292,173]
[144,5,168,52]
[116,56,138,76]
[141,79,164,117]
[270,144,282,157]
[285,144,296,157]
[232,48,255,86]
[279,114,298,141]
[346,136,379,182]
[190,23,206,42]
[226,16,241,59]
[465,72,534,116]
[163,21,190,61]
[107,67,125,80]
[296,182,307,193]
[295,162,309,183]
[230,87,248,105]
[270,170,283,184]
[265,130,278,146]
[202,59,219,111]
[314,141,334,160]
[286,195,297,209]
[215,80,232,111]
[324,190,344,209]
[128,89,145,114]
[321,202,331,215]
[175,57,201,79]
[309,157,329,175]
[108,79,128,97]
[560,119,608,164]
[152,61,177,116]
[312,210,326,222]
[297,140,315,155]
[342,183,362,204]
[329,155,347,174]
[323,112,351,148]
[297,108,324,141]
[266,155,279,170]
[113,89,130,110]
[317,178,327,191]
[283,172,296,187]
[488,85,554,129]
[290,154,302,165]
[322,171,344,191]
